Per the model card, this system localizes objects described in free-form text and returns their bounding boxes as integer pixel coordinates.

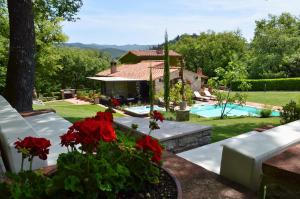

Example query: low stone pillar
[176,109,190,121]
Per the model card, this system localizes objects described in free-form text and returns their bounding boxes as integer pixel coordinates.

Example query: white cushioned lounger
[220,120,300,190]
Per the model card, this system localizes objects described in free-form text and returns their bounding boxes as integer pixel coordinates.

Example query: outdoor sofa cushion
[24,112,71,166]
[0,95,71,172]
[220,120,300,190]
[0,107,46,172]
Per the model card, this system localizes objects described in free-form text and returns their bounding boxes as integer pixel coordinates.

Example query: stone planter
[176,109,190,121]
[41,165,182,199]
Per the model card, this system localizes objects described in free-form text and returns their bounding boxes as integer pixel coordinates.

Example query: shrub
[260,108,272,118]
[232,78,300,91]
[280,100,300,124]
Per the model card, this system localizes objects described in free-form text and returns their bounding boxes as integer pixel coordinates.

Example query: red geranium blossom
[14,136,51,160]
[151,111,164,122]
[111,98,120,107]
[60,130,77,148]
[136,135,163,163]
[95,111,113,123]
[61,115,117,151]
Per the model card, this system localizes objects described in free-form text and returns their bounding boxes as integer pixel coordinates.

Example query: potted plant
[0,111,181,199]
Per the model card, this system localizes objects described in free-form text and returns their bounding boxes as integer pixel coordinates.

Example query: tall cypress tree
[163,31,170,111]
[149,64,154,113]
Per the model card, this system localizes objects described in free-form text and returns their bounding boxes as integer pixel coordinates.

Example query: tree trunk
[4,0,35,112]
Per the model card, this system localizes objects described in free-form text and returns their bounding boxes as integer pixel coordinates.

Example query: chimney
[110,60,117,74]
[156,49,163,55]
[197,68,203,75]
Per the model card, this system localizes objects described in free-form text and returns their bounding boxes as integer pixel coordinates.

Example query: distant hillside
[64,43,154,58]
[101,48,126,59]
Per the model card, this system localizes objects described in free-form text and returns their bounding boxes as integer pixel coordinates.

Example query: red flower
[63,116,117,151]
[111,98,120,107]
[151,111,164,122]
[99,120,116,142]
[95,111,113,123]
[136,135,163,163]
[60,130,77,147]
[14,137,51,160]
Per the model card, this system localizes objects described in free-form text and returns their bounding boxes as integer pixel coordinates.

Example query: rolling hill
[64,43,154,58]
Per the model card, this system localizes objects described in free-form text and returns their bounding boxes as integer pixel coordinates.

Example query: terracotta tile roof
[96,61,179,81]
[129,50,181,57]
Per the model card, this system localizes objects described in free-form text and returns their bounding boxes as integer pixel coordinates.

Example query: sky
[62,0,300,45]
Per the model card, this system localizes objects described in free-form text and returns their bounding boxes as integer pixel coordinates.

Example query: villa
[88,50,208,101]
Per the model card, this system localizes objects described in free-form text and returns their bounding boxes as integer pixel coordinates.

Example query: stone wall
[162,129,211,153]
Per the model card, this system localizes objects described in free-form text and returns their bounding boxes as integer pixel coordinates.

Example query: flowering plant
[14,136,51,171]
[0,110,164,199]
[110,98,120,107]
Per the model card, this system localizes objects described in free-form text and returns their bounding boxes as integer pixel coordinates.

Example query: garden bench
[0,95,70,172]
[220,120,300,191]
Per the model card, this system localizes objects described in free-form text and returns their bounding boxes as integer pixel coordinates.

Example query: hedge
[232,78,300,91]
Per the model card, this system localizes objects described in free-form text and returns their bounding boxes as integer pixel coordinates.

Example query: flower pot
[40,165,182,199]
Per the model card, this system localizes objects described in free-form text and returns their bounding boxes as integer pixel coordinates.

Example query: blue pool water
[125,105,166,115]
[190,104,280,118]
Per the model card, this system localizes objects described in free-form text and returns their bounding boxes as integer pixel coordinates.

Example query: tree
[170,31,247,77]
[3,0,82,112]
[208,54,250,119]
[4,0,36,112]
[248,13,300,78]
[163,31,170,111]
[56,47,110,90]
[149,65,154,113]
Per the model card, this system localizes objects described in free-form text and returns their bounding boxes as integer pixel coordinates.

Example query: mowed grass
[162,112,281,143]
[189,115,281,142]
[33,101,124,123]
[34,101,282,143]
[232,91,300,106]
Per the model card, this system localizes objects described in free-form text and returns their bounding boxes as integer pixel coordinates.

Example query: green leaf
[64,175,83,193]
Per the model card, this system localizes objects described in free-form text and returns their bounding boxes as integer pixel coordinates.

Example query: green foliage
[280,100,300,124]
[170,31,247,77]
[46,139,160,198]
[149,66,154,113]
[260,108,272,118]
[33,0,83,22]
[209,55,249,119]
[169,82,193,105]
[248,13,300,78]
[0,171,50,199]
[55,47,110,91]
[232,78,300,91]
[164,31,170,111]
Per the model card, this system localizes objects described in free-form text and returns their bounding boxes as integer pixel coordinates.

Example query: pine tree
[163,31,170,111]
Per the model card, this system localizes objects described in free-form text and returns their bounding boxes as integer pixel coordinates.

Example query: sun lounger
[220,120,300,190]
[194,91,210,102]
[203,89,216,100]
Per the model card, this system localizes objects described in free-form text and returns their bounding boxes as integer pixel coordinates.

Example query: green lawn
[33,101,124,123]
[190,115,280,142]
[232,91,300,106]
[35,101,282,143]
[162,112,281,143]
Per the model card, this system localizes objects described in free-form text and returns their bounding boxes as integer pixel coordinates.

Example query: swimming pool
[190,104,280,118]
[124,105,166,116]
